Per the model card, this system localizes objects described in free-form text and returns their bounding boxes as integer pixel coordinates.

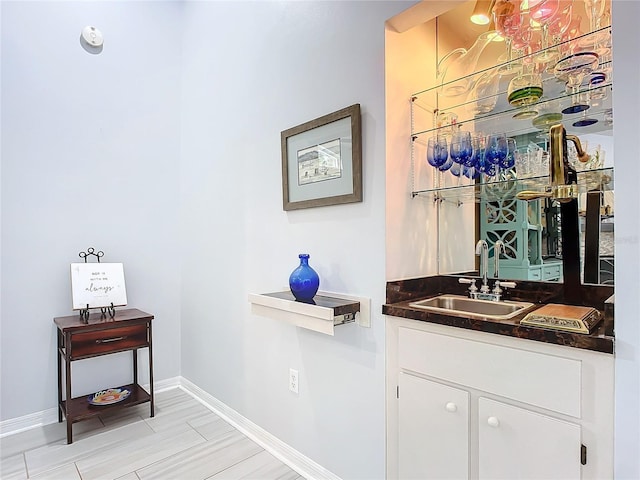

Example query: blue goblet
[477,156,498,178]
[463,165,480,179]
[437,155,454,172]
[499,137,517,170]
[469,135,485,169]
[426,136,449,168]
[485,133,508,166]
[450,131,473,167]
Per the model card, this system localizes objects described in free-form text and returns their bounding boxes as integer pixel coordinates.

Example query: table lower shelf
[60,383,151,423]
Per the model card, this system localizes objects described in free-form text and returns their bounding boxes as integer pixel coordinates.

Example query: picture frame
[70,263,128,310]
[281,104,362,211]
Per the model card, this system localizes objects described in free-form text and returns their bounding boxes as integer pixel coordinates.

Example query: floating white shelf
[248,290,370,335]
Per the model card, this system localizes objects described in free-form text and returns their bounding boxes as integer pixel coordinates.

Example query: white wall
[1,1,183,419]
[611,2,640,477]
[2,2,420,476]
[178,2,412,478]
[1,1,414,476]
[385,19,442,281]
[385,2,478,282]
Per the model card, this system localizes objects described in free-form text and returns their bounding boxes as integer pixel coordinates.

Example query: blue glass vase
[289,254,320,301]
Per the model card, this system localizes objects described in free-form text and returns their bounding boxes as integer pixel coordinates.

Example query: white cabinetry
[399,373,469,479]
[386,317,614,479]
[478,397,581,480]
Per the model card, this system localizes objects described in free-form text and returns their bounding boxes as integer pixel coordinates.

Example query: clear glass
[467,69,500,116]
[553,51,599,114]
[507,71,543,119]
[409,27,613,197]
[492,0,525,75]
[533,0,573,64]
[412,27,612,142]
[531,98,563,130]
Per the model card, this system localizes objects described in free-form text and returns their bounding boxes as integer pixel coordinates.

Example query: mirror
[432,0,614,286]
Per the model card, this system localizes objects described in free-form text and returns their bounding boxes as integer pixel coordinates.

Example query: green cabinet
[480,182,562,281]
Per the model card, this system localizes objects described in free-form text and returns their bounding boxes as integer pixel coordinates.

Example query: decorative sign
[70,263,128,310]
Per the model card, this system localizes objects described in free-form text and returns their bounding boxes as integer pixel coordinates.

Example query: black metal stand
[583,190,603,284]
[77,247,116,322]
[561,199,581,304]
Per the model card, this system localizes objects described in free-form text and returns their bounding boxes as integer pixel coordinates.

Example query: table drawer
[528,268,542,280]
[69,324,148,358]
[543,264,562,280]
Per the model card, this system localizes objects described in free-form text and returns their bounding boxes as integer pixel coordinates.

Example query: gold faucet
[516,124,590,203]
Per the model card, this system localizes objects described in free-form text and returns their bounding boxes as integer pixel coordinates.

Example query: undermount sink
[408,295,536,321]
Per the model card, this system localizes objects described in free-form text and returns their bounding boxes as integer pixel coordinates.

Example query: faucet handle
[516,189,553,201]
[492,280,516,297]
[458,277,478,293]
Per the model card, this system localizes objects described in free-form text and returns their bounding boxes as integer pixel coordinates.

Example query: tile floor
[0,388,304,480]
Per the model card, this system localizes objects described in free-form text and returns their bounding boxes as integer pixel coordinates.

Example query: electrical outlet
[289,368,299,394]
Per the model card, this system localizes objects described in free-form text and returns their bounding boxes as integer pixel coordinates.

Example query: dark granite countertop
[383,275,615,354]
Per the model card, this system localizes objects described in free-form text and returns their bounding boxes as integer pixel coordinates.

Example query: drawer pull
[96,336,126,344]
[445,402,458,412]
[487,416,500,428]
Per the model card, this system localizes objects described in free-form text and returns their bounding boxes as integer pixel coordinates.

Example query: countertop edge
[382,303,614,354]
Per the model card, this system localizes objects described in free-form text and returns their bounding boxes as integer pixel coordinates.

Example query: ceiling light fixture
[470,0,495,25]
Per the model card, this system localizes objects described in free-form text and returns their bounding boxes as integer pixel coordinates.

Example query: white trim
[179,377,341,480]
[0,407,59,438]
[143,375,182,393]
[0,376,340,480]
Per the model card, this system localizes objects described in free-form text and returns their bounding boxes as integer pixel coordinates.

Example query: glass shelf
[411,167,613,204]
[410,26,613,141]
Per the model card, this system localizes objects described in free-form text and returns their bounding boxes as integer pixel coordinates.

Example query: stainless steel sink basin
[409,295,536,320]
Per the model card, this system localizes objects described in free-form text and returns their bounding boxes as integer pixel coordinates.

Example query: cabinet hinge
[396,385,399,399]
[581,444,587,465]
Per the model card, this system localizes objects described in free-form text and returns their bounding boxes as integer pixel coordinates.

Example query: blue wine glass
[426,136,449,168]
[463,165,480,179]
[469,135,485,169]
[485,133,508,166]
[477,155,498,178]
[437,155,454,172]
[450,131,473,167]
[499,137,517,170]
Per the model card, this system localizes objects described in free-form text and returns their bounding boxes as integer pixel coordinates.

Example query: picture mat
[287,117,353,202]
[70,263,128,310]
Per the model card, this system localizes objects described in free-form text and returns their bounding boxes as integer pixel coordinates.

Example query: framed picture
[70,263,128,310]
[281,104,362,211]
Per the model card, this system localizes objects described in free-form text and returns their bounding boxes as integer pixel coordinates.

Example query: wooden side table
[54,308,154,444]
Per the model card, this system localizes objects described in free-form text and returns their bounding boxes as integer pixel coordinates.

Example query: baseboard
[0,376,181,438]
[0,406,60,438]
[0,376,338,480]
[179,377,341,480]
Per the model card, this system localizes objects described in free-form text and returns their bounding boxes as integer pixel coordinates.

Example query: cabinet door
[478,397,581,480]
[399,372,469,480]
